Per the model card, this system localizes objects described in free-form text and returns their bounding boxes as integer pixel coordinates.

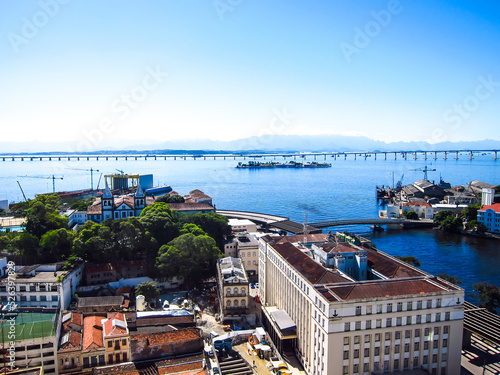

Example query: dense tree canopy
[395,255,421,267]
[438,273,462,285]
[404,211,419,220]
[40,228,76,260]
[155,194,185,203]
[25,194,67,238]
[179,212,231,248]
[156,233,222,283]
[135,281,160,304]
[139,202,180,246]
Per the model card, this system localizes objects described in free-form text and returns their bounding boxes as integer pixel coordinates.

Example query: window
[442,353,447,361]
[425,328,430,336]
[432,354,438,363]
[395,331,401,340]
[108,341,113,348]
[417,300,423,310]
[415,329,421,337]
[443,326,449,334]
[355,321,361,331]
[364,347,370,357]
[426,314,432,323]
[344,322,350,331]
[122,339,127,346]
[387,303,393,313]
[365,335,371,343]
[343,350,349,359]
[395,344,400,353]
[366,305,372,315]
[443,339,448,348]
[376,319,382,328]
[404,357,409,369]
[354,349,359,358]
[386,318,392,327]
[385,332,391,341]
[427,300,433,309]
[424,341,429,350]
[404,343,410,352]
[405,330,411,338]
[366,320,371,329]
[354,335,360,344]
[356,306,362,316]
[406,316,412,325]
[394,359,400,370]
[342,366,348,375]
[363,363,369,372]
[445,312,450,321]
[434,327,440,335]
[397,302,403,312]
[343,337,349,345]
[377,304,382,314]
[436,298,442,307]
[436,313,441,322]
[414,342,420,351]
[414,357,419,367]
[396,317,402,326]
[384,346,390,355]
[416,314,422,324]
[407,301,413,311]
[375,347,380,356]
[433,340,439,349]
[375,333,380,342]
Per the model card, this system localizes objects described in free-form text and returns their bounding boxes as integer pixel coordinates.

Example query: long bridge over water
[0,149,499,162]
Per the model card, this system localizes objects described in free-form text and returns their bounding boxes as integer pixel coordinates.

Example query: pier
[0,149,498,162]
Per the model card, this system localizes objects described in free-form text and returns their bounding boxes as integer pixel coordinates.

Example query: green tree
[40,228,76,260]
[469,282,500,314]
[135,281,160,304]
[438,273,462,285]
[155,194,185,203]
[66,196,96,211]
[404,211,419,220]
[139,202,180,246]
[179,212,231,248]
[156,233,222,283]
[72,222,114,262]
[461,204,480,222]
[15,232,40,258]
[440,216,462,233]
[25,195,68,238]
[180,223,206,236]
[476,222,488,233]
[395,255,421,267]
[433,210,455,225]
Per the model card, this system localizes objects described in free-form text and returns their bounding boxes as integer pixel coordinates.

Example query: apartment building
[216,257,250,322]
[477,203,500,233]
[258,233,464,375]
[224,232,259,278]
[0,259,84,310]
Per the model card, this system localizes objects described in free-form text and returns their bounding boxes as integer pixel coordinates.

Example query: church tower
[134,185,145,215]
[102,185,114,221]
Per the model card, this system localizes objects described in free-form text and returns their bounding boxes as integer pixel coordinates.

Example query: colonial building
[82,316,106,369]
[102,312,131,365]
[58,312,83,374]
[224,232,260,278]
[402,201,433,220]
[216,257,250,322]
[258,233,464,375]
[477,203,500,233]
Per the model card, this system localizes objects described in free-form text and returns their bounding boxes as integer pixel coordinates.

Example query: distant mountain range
[1,135,500,154]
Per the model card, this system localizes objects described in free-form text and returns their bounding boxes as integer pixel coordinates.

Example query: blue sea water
[1,153,499,302]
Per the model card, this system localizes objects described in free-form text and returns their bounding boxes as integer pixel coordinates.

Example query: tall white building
[477,203,500,233]
[258,233,464,375]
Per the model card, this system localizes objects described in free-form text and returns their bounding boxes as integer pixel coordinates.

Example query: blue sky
[1,0,499,150]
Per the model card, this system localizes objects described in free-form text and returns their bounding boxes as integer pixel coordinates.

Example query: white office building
[258,233,464,375]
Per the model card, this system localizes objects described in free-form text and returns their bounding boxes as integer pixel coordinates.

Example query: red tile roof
[367,249,425,279]
[273,242,350,285]
[83,316,104,351]
[316,278,448,301]
[131,328,201,346]
[158,362,204,375]
[479,203,500,213]
[166,203,215,212]
[59,330,82,352]
[103,312,128,338]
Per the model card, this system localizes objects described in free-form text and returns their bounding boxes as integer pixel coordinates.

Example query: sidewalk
[461,334,500,374]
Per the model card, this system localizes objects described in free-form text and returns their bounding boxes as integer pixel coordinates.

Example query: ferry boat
[236,161,331,169]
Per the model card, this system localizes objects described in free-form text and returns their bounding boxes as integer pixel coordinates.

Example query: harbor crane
[16,181,28,202]
[410,165,436,181]
[69,167,99,195]
[18,175,63,193]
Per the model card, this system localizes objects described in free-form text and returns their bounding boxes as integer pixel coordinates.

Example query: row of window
[342,358,448,374]
[0,295,58,302]
[0,285,58,292]
[344,326,450,346]
[226,287,246,296]
[343,339,448,358]
[226,299,247,308]
[345,312,451,331]
[240,251,257,257]
[355,299,442,316]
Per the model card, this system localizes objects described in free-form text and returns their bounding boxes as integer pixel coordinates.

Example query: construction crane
[410,165,436,181]
[68,167,99,195]
[18,175,63,193]
[396,174,404,189]
[17,181,27,202]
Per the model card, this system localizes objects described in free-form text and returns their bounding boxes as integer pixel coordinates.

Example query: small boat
[371,225,384,232]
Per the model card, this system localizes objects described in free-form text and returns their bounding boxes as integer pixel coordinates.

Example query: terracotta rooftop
[367,250,425,279]
[103,312,128,338]
[273,242,350,285]
[131,328,201,346]
[82,316,104,351]
[58,330,82,352]
[158,362,203,375]
[479,203,500,213]
[316,278,450,302]
[316,242,361,254]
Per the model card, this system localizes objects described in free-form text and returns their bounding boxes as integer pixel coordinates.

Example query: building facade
[224,233,260,278]
[477,203,500,233]
[258,233,464,375]
[216,257,250,321]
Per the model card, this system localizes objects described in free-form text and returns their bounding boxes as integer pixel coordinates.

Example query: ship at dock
[236,160,331,169]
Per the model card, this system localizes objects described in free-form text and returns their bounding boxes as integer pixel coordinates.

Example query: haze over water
[1,153,499,303]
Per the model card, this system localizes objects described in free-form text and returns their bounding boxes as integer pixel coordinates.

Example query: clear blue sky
[1,0,499,150]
